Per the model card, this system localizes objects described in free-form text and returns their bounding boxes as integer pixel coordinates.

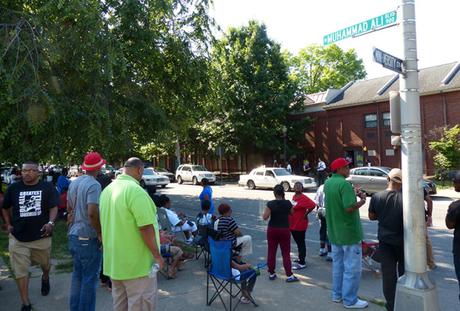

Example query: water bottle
[149,263,160,278]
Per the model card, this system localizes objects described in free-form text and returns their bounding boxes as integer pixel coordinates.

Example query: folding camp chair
[157,207,186,241]
[206,237,258,311]
[194,223,210,264]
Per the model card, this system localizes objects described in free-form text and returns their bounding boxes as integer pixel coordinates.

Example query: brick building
[298,62,460,175]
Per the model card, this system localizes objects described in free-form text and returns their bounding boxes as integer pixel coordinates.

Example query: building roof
[304,62,460,110]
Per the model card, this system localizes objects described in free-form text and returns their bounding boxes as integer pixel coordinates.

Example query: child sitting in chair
[197,200,216,226]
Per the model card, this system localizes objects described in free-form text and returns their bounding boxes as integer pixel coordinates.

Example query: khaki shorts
[8,234,52,279]
[112,275,158,311]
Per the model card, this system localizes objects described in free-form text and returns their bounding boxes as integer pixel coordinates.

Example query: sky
[210,0,460,79]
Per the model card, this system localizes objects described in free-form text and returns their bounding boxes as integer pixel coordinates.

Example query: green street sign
[323,11,397,45]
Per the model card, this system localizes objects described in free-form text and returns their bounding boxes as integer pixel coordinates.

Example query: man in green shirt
[100,157,164,311]
[325,158,367,309]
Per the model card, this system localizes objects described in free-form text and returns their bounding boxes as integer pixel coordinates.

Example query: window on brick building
[364,114,377,128]
[383,112,391,127]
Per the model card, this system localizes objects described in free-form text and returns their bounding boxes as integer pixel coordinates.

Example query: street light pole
[394,1,439,309]
[282,126,287,164]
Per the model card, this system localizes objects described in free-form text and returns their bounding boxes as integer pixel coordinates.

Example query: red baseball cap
[81,152,106,171]
[330,158,351,171]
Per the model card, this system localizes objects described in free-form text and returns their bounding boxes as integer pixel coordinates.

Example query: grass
[0,227,10,268]
[51,220,73,273]
[51,220,71,261]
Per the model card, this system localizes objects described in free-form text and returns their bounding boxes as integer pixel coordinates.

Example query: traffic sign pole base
[394,272,439,311]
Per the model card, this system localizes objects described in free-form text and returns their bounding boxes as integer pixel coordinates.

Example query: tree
[288,44,366,94]
[429,125,460,179]
[0,0,214,163]
[200,21,300,156]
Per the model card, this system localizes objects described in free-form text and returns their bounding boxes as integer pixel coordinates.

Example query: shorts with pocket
[8,234,52,279]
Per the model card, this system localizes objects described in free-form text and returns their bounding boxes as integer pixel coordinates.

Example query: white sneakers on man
[344,299,368,309]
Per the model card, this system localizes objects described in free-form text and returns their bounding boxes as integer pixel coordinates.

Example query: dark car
[154,167,176,183]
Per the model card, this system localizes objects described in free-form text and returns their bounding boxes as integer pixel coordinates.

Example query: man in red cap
[325,157,368,309]
[67,151,105,311]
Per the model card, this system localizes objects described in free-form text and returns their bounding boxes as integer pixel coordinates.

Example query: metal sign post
[394,1,439,309]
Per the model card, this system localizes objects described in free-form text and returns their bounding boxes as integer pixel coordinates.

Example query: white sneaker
[344,299,368,309]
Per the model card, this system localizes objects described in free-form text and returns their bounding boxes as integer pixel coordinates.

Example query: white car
[141,167,170,188]
[238,167,317,192]
[175,164,216,185]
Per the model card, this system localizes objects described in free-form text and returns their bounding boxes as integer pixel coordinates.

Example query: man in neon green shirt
[325,158,367,309]
[100,157,163,311]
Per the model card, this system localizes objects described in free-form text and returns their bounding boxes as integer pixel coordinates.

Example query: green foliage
[0,0,214,163]
[200,21,301,154]
[429,125,460,179]
[288,44,366,94]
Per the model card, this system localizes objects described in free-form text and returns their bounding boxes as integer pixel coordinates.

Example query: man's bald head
[124,157,144,169]
[123,157,144,182]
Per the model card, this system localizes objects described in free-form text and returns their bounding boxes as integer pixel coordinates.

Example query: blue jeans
[331,243,362,306]
[69,235,102,311]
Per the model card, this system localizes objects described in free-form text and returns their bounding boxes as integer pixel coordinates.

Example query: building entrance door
[345,150,364,168]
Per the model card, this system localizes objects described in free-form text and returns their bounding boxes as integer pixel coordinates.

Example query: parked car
[141,167,170,188]
[154,167,175,182]
[101,165,117,179]
[175,164,216,185]
[68,165,80,177]
[238,167,317,192]
[0,166,14,184]
[115,168,123,178]
[347,166,437,195]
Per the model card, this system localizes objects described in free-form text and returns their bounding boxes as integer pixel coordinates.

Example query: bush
[429,125,460,179]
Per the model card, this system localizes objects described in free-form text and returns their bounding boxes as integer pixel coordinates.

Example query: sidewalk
[0,257,384,311]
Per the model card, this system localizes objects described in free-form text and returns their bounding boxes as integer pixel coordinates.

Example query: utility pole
[175,136,181,171]
[394,0,439,309]
[282,126,287,164]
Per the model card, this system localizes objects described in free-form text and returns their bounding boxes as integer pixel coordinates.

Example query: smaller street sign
[373,48,404,74]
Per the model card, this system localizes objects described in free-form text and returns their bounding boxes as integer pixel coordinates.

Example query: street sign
[373,48,404,74]
[323,11,397,45]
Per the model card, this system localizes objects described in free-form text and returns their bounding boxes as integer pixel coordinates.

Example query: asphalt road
[158,182,459,311]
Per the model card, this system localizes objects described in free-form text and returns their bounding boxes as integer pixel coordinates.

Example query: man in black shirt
[1,161,58,311]
[368,168,404,311]
[445,171,460,300]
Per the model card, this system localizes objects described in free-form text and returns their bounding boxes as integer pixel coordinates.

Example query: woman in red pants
[263,185,299,283]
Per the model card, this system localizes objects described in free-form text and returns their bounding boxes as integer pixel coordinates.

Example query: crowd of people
[1,153,460,311]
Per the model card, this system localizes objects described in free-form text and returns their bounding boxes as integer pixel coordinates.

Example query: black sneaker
[41,277,50,296]
[21,305,32,311]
